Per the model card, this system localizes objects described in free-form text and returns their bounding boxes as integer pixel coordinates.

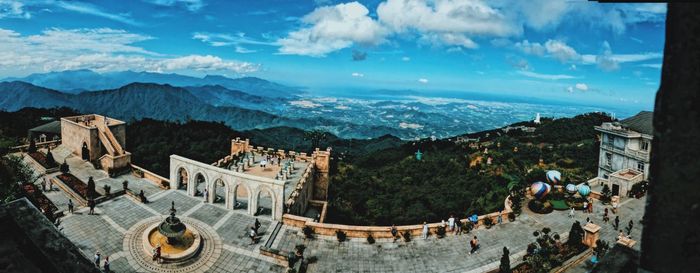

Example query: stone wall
[60,116,100,161]
[312,148,330,200]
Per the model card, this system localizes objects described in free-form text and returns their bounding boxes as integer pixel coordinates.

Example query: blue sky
[0,0,666,110]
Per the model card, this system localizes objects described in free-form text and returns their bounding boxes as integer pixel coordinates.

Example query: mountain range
[3,70,300,98]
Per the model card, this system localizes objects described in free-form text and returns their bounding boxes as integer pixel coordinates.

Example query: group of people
[260,155,283,169]
[40,177,54,192]
[94,251,110,272]
[152,244,162,263]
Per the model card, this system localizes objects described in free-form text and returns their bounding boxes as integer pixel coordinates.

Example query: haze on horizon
[0,0,666,112]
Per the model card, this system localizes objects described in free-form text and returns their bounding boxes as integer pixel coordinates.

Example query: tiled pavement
[59,182,646,273]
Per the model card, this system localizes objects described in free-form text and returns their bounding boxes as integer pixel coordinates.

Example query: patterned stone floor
[58,182,645,273]
[60,189,285,273]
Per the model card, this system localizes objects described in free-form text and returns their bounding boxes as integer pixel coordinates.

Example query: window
[605,152,612,167]
[637,162,645,172]
[641,140,650,151]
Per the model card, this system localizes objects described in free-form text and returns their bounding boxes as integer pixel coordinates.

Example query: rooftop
[620,111,654,136]
[237,155,311,201]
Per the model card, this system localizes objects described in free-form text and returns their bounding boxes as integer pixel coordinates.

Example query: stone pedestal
[583,223,601,248]
[617,237,636,248]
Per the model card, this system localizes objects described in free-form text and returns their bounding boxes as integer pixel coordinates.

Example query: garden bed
[565,197,587,210]
[27,151,59,171]
[528,199,553,214]
[513,244,588,273]
[56,173,102,200]
[21,183,59,219]
[549,199,570,210]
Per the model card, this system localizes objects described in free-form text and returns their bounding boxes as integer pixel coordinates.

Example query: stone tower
[230,138,250,155]
[312,148,331,200]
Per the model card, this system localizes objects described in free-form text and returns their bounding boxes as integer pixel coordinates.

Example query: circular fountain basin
[141,222,202,262]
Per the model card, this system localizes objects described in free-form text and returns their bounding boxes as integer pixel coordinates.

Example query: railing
[600,143,649,161]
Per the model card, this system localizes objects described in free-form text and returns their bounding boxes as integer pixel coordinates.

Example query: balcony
[600,142,650,162]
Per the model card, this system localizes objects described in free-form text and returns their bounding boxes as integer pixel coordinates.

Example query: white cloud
[0,27,259,75]
[514,40,545,56]
[142,0,204,11]
[56,1,140,26]
[399,122,423,129]
[351,72,364,77]
[575,83,588,91]
[277,1,387,57]
[235,46,256,54]
[0,0,30,19]
[639,63,662,69]
[418,78,428,84]
[517,70,575,80]
[516,39,580,63]
[401,56,410,61]
[192,32,277,48]
[594,41,619,71]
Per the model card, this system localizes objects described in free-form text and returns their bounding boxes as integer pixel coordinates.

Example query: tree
[567,221,585,248]
[303,130,327,150]
[28,138,37,153]
[499,247,512,273]
[87,176,96,198]
[46,147,56,166]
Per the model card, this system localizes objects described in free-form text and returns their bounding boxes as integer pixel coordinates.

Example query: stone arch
[176,166,190,191]
[210,177,229,205]
[254,185,276,219]
[192,171,209,197]
[230,181,251,212]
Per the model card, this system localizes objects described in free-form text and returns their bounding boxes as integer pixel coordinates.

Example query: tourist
[569,207,575,218]
[68,199,74,214]
[103,256,110,272]
[497,210,503,225]
[422,222,429,239]
[94,251,101,267]
[586,217,590,223]
[583,201,588,213]
[612,202,618,214]
[628,220,634,235]
[41,178,46,191]
[390,224,398,242]
[469,236,479,254]
[88,199,95,215]
[254,218,261,233]
[441,219,447,230]
[249,226,257,245]
[617,230,625,241]
[277,157,281,166]
[448,215,455,232]
[455,217,462,235]
[139,190,148,203]
[614,216,620,229]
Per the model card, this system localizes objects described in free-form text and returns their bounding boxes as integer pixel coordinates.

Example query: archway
[81,142,90,161]
[195,173,207,197]
[232,183,249,211]
[177,167,189,190]
[213,178,226,205]
[255,187,274,217]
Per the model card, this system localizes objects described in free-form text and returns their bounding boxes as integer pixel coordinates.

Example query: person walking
[249,226,257,245]
[588,199,594,213]
[497,210,503,225]
[583,201,588,213]
[569,207,575,218]
[448,215,455,232]
[455,217,462,235]
[88,199,95,215]
[614,216,620,230]
[422,222,429,239]
[254,218,261,234]
[103,256,110,272]
[94,251,101,267]
[390,224,398,242]
[203,187,208,203]
[41,178,46,191]
[68,199,74,214]
[469,236,479,254]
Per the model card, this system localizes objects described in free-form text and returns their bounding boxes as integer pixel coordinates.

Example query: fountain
[141,202,202,262]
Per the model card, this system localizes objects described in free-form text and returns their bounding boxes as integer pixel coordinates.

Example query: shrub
[594,239,610,259]
[567,221,585,249]
[436,225,446,238]
[45,149,56,166]
[103,184,111,196]
[122,180,129,190]
[402,231,411,242]
[28,139,37,153]
[499,247,512,273]
[60,160,70,173]
[367,233,375,244]
[302,225,314,239]
[483,217,494,228]
[600,184,612,204]
[508,212,516,222]
[528,200,553,214]
[335,230,347,242]
[463,221,474,233]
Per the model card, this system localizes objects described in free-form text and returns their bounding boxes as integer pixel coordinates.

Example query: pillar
[583,223,600,248]
[640,3,700,271]
[312,148,331,200]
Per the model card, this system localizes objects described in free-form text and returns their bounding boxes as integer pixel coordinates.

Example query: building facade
[594,111,653,194]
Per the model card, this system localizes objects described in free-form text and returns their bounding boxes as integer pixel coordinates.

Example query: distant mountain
[183,85,283,111]
[3,70,300,98]
[0,81,73,110]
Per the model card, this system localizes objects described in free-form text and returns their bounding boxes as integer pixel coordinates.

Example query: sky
[0,0,666,110]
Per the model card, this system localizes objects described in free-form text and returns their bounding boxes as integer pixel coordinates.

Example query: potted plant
[60,160,70,173]
[302,225,314,239]
[402,231,411,242]
[335,230,347,242]
[508,212,516,222]
[436,225,446,238]
[484,217,494,229]
[367,233,375,244]
[103,184,111,196]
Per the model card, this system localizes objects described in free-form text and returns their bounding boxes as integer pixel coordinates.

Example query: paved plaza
[55,181,644,273]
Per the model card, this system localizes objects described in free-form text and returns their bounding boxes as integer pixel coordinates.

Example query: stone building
[592,111,652,197]
[60,114,131,172]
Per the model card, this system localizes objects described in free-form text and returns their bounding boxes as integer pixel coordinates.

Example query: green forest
[0,108,611,226]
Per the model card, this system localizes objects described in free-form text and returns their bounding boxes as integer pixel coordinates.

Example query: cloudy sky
[0,0,665,109]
